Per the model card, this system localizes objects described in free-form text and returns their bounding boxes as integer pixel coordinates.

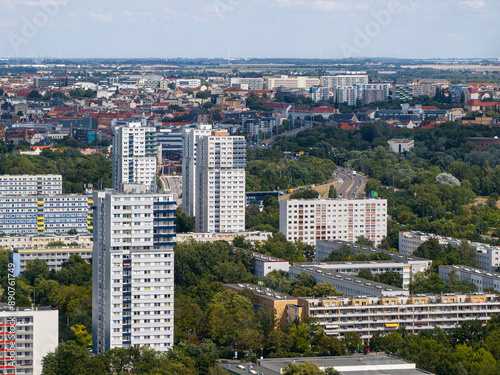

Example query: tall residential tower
[92,186,176,354]
[181,124,212,217]
[112,121,158,193]
[195,130,246,233]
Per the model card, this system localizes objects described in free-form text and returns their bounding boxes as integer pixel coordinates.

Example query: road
[160,176,182,203]
[335,167,368,199]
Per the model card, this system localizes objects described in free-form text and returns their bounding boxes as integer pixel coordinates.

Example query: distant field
[401,64,500,71]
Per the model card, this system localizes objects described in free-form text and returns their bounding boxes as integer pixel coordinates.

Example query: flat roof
[254,355,433,375]
[252,252,289,263]
[318,240,430,263]
[224,284,296,301]
[440,265,500,279]
[290,264,408,295]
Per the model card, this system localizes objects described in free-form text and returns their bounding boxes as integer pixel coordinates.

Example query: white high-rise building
[0,175,62,196]
[0,306,59,375]
[181,125,213,217]
[320,73,369,89]
[279,198,387,246]
[112,121,158,193]
[195,130,246,233]
[92,186,176,354]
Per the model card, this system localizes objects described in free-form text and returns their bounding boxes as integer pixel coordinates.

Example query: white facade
[176,231,272,244]
[399,231,500,272]
[279,198,387,246]
[265,75,320,90]
[439,265,500,293]
[387,139,415,153]
[0,307,59,375]
[0,175,62,196]
[112,121,158,193]
[9,246,92,276]
[320,74,369,89]
[252,252,290,278]
[230,78,264,91]
[181,125,213,217]
[92,189,176,354]
[196,131,246,233]
[175,79,201,89]
[0,234,92,250]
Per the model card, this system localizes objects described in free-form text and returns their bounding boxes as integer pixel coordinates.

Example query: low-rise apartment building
[292,293,500,343]
[316,240,431,275]
[9,246,92,276]
[0,234,92,250]
[439,265,500,292]
[175,231,272,244]
[293,261,412,288]
[279,198,387,246]
[290,263,409,297]
[399,231,500,272]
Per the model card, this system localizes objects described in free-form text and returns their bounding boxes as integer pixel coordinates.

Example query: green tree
[42,340,91,375]
[328,185,337,198]
[282,361,325,375]
[27,90,42,100]
[23,258,50,284]
[290,189,320,199]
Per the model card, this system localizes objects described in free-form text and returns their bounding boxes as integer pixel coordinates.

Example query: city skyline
[0,0,499,59]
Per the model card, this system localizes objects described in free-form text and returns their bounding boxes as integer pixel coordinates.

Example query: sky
[0,0,499,60]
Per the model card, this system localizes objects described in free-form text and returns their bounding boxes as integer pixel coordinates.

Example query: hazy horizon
[1,0,499,60]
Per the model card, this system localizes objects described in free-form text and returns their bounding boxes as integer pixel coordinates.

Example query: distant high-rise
[112,121,158,193]
[92,186,176,354]
[195,130,246,233]
[181,124,213,217]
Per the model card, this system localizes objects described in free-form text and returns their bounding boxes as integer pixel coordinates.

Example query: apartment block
[92,188,176,354]
[252,252,290,278]
[196,130,246,233]
[289,263,408,297]
[0,175,62,196]
[0,234,92,250]
[265,75,320,90]
[279,198,387,246]
[439,265,500,293]
[292,261,412,288]
[292,293,500,343]
[0,306,58,375]
[175,231,272,244]
[112,121,158,193]
[0,195,93,236]
[320,74,369,88]
[229,77,264,91]
[9,246,92,276]
[316,240,431,275]
[181,125,213,217]
[399,231,500,272]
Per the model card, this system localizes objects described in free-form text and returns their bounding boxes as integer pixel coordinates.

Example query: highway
[160,175,182,204]
[335,167,368,199]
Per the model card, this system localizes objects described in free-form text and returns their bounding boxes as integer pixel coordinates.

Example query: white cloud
[460,0,486,9]
[88,11,114,23]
